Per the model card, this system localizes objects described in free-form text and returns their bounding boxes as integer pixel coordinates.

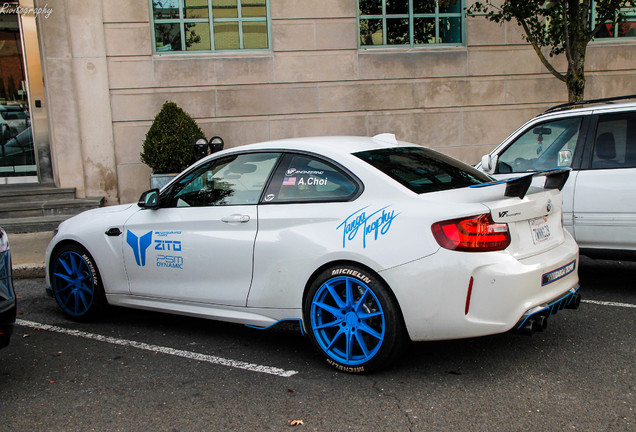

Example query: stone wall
[39,0,636,203]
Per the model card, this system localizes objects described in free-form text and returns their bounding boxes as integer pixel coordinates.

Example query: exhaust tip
[534,315,548,332]
[516,315,548,336]
[518,319,538,335]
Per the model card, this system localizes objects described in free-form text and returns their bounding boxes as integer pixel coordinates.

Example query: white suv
[479,95,636,260]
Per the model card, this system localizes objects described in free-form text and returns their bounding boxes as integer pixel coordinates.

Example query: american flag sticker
[283,176,297,186]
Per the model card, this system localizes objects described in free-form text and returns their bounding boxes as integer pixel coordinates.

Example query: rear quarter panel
[248,182,447,309]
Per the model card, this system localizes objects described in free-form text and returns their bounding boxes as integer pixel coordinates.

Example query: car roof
[219,134,419,159]
[541,95,636,116]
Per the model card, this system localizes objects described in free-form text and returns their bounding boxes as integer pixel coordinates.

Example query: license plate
[542,260,576,286]
[529,217,551,244]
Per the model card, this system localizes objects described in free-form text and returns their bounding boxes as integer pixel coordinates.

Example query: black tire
[49,243,107,321]
[304,264,407,373]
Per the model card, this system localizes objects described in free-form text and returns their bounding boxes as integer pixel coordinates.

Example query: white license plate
[529,217,551,244]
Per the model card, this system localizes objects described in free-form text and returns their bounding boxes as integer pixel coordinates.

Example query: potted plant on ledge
[141,100,205,189]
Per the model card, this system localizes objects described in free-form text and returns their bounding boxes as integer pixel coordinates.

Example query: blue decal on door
[336,205,399,248]
[126,230,153,266]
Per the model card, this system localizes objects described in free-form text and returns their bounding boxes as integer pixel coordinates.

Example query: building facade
[3,0,636,204]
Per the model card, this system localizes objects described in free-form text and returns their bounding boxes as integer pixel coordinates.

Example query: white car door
[572,110,636,251]
[123,152,281,306]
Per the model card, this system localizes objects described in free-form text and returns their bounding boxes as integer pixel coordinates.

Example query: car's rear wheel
[305,265,406,373]
[50,244,106,321]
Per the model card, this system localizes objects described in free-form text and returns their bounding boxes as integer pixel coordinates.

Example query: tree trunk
[566,68,585,103]
[566,37,587,103]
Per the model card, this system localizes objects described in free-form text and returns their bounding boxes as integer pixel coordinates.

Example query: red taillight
[432,213,511,252]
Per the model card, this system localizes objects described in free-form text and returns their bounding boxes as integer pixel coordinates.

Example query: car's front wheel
[50,244,106,321]
[304,265,406,373]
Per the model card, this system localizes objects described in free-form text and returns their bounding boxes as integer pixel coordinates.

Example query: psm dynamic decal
[154,231,184,270]
[157,255,184,269]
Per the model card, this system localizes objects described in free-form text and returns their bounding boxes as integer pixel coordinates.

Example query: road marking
[582,299,636,309]
[16,319,298,378]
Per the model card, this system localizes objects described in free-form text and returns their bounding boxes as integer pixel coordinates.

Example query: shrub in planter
[140,101,205,174]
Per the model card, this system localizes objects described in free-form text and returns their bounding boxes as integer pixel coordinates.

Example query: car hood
[57,204,137,234]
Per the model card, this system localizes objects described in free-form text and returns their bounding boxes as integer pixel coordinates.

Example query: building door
[0,9,35,181]
[0,2,51,185]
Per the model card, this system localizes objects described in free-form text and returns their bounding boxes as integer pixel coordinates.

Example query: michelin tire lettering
[83,253,99,286]
[331,268,372,284]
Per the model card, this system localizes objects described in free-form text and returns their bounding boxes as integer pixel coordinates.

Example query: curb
[13,264,45,279]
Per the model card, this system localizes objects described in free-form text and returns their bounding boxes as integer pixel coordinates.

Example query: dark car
[0,227,16,348]
[0,105,30,135]
[0,127,34,167]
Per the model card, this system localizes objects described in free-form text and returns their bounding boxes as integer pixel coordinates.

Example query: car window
[496,117,583,173]
[2,111,26,120]
[162,152,280,207]
[355,146,491,194]
[263,153,359,203]
[591,111,636,169]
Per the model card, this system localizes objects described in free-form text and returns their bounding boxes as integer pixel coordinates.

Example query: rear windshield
[355,146,492,194]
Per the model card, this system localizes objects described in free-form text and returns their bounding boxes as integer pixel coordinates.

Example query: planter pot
[150,173,177,190]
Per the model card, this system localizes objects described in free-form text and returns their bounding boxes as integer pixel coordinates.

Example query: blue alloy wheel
[306,265,405,373]
[50,245,105,320]
[310,275,386,365]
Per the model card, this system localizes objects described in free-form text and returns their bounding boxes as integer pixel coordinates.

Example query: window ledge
[357,45,467,54]
[152,50,273,59]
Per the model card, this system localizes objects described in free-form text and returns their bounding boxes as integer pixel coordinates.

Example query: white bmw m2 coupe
[46,134,580,372]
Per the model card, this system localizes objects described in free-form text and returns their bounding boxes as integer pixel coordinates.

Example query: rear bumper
[513,286,580,334]
[380,233,580,341]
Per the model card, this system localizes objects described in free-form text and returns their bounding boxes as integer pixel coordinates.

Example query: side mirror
[138,188,160,209]
[480,154,497,173]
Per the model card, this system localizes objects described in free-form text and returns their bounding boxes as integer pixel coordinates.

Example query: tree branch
[519,19,567,82]
[559,0,573,64]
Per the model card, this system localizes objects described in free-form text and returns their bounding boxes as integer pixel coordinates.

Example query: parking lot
[1,257,634,431]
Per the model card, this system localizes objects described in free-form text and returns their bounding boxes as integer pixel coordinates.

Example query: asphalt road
[1,257,634,431]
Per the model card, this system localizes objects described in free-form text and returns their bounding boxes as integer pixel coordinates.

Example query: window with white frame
[358,0,464,47]
[593,2,636,39]
[151,0,269,53]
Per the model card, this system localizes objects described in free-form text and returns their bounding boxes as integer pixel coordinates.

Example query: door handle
[221,214,250,223]
[105,227,122,236]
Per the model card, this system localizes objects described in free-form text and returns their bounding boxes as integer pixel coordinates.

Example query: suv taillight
[432,214,511,252]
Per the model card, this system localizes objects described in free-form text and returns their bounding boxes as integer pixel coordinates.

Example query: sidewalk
[7,231,53,279]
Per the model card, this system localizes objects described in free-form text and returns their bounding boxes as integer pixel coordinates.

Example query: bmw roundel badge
[547,200,552,213]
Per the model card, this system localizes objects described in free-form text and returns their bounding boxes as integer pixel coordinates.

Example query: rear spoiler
[470,169,570,199]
